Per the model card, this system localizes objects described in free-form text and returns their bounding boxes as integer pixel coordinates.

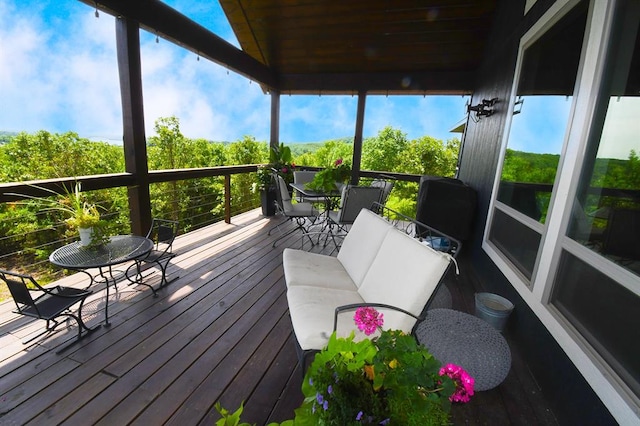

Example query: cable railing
[0,166,423,290]
[0,166,262,283]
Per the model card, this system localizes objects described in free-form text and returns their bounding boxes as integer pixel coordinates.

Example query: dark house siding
[458,0,616,424]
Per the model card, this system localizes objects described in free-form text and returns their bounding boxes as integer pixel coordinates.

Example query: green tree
[362,126,408,172]
[226,135,269,215]
[295,139,353,167]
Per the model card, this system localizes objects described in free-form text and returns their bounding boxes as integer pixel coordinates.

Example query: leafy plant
[8,181,108,246]
[270,143,295,185]
[294,307,473,425]
[253,165,274,192]
[305,158,351,192]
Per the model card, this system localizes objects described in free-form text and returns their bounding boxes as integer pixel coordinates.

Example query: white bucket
[474,292,514,332]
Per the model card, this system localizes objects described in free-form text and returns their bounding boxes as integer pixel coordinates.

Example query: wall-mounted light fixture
[467,97,499,121]
[513,97,524,115]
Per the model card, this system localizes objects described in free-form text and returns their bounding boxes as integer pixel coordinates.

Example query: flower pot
[78,227,93,246]
[260,187,277,216]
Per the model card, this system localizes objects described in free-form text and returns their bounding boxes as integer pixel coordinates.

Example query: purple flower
[327,385,333,394]
[356,411,363,421]
[380,419,390,425]
[316,393,323,404]
[323,400,329,411]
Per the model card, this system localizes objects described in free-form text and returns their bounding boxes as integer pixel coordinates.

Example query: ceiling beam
[81,0,277,88]
[277,71,476,95]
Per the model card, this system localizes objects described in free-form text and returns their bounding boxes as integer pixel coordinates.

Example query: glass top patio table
[49,235,153,325]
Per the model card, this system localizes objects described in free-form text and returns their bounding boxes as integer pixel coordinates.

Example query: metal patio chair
[0,269,96,351]
[126,218,179,296]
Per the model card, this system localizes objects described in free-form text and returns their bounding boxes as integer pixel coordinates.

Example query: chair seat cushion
[283,248,356,291]
[287,285,365,351]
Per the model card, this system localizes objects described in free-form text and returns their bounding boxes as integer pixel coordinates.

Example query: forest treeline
[0,116,459,278]
[1,116,638,282]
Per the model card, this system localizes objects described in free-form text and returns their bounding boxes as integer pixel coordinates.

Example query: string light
[94,2,99,18]
[155,31,159,43]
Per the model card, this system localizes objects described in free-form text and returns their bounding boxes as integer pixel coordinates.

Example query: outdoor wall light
[513,97,524,115]
[467,98,499,121]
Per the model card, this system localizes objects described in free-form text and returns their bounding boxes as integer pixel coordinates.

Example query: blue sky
[0,0,469,144]
[3,0,634,158]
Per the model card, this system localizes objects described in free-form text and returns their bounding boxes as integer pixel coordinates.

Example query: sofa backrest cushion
[357,228,452,332]
[337,208,393,288]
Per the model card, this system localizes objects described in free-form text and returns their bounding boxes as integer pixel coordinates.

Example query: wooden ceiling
[219,0,497,94]
[87,0,498,94]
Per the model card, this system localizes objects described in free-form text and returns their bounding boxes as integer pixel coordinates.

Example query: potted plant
[63,184,103,246]
[214,307,474,425]
[270,143,296,189]
[253,165,277,216]
[10,182,107,246]
[306,158,352,193]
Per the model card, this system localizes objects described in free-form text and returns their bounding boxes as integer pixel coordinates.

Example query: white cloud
[0,0,469,145]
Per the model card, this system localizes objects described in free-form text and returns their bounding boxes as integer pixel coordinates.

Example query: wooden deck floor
[0,209,558,425]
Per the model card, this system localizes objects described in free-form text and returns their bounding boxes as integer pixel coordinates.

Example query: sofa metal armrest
[333,302,423,332]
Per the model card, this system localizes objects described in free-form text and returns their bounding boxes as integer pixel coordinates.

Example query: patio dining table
[49,235,153,326]
[290,182,344,246]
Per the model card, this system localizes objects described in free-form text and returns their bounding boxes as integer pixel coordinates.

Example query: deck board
[0,209,558,425]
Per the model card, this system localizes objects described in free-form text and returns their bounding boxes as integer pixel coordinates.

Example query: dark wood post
[352,90,367,184]
[270,90,280,154]
[224,175,231,223]
[116,17,152,236]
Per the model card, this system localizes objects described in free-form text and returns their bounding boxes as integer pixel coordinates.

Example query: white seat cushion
[287,285,365,351]
[283,248,357,291]
[358,229,452,333]
[337,209,393,288]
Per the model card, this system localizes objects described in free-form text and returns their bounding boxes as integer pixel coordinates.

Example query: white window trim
[483,0,640,422]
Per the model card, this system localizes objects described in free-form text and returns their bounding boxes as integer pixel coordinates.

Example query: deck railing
[0,166,422,283]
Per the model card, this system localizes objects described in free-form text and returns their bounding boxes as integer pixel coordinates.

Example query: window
[566,3,640,275]
[552,0,640,400]
[489,0,589,281]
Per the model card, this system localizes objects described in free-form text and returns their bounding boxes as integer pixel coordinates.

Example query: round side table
[415,308,511,391]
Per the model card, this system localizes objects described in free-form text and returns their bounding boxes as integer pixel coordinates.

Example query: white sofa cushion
[287,286,365,351]
[358,229,452,333]
[336,208,393,288]
[283,248,356,291]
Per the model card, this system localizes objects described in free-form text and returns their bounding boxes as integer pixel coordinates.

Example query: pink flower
[281,167,288,173]
[334,158,343,166]
[439,364,474,403]
[353,307,384,336]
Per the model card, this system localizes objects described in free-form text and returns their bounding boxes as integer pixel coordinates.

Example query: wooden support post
[270,90,280,154]
[224,175,231,224]
[352,91,367,184]
[116,17,151,235]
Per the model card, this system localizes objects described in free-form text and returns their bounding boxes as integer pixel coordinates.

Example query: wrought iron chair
[370,176,395,212]
[126,218,179,296]
[326,185,384,248]
[269,173,320,248]
[293,170,324,204]
[0,269,96,351]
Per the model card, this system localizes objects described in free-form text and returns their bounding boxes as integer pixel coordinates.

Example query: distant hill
[0,131,17,144]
